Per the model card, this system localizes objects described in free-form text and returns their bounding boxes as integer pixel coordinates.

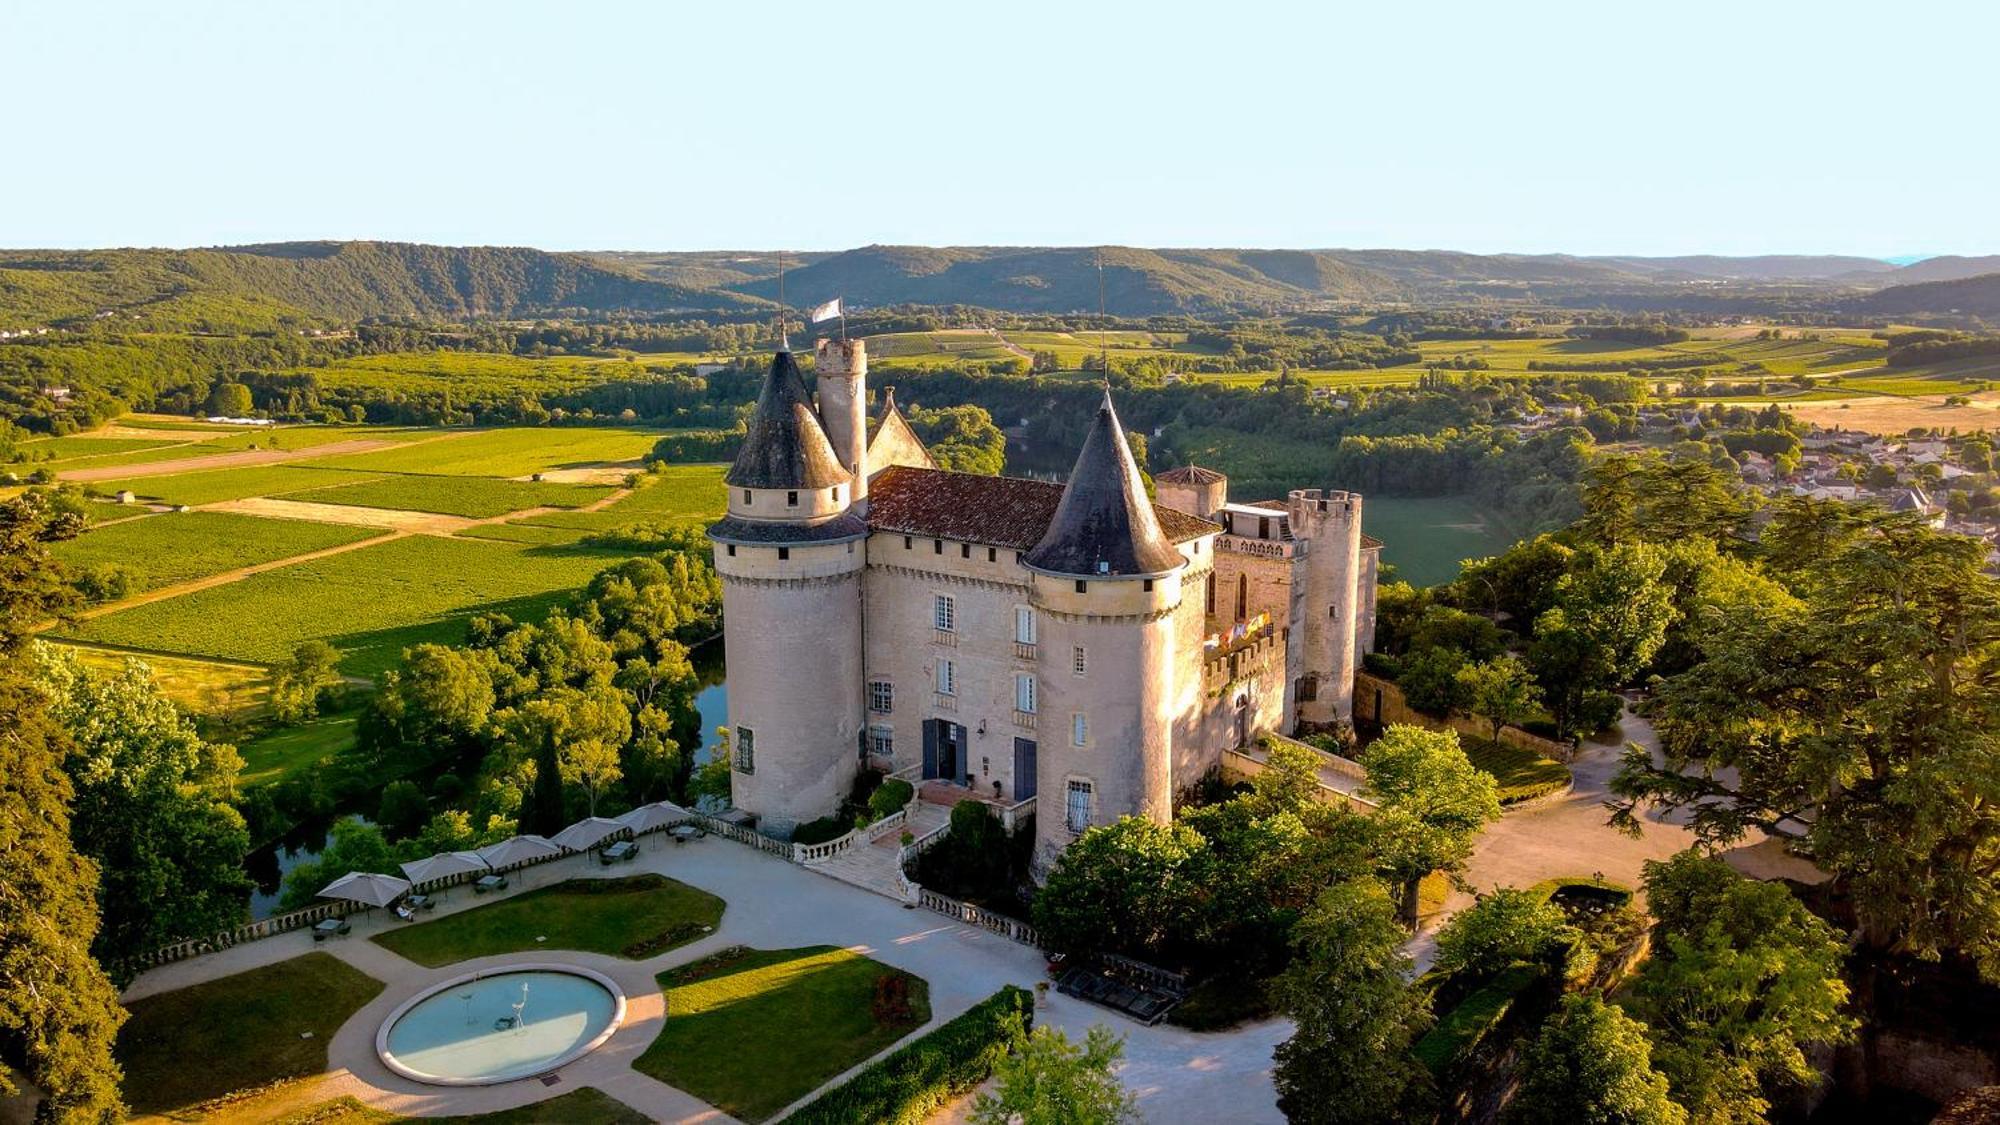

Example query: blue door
[1013,738,1038,800]
[922,720,939,780]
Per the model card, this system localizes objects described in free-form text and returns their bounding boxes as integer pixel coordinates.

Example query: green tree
[279,818,399,911]
[1457,654,1543,744]
[1272,879,1433,1124]
[1398,645,1472,717]
[369,643,495,755]
[1507,996,1686,1125]
[375,780,429,840]
[1360,726,1502,926]
[1529,542,1675,739]
[1431,887,1573,981]
[204,382,253,416]
[970,1014,1137,1125]
[269,639,343,724]
[33,646,253,968]
[1612,508,2000,976]
[0,491,128,1121]
[907,403,1006,475]
[1621,854,1854,1125]
[1033,816,1209,963]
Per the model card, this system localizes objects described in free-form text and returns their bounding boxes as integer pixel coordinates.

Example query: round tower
[1024,391,1184,878]
[1287,488,1363,732]
[708,351,866,837]
[814,338,869,508]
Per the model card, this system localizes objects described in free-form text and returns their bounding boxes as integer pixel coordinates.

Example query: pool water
[380,968,622,1085]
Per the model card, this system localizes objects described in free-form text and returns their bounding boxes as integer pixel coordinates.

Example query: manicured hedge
[1413,963,1542,1075]
[784,985,1033,1125]
[870,777,916,819]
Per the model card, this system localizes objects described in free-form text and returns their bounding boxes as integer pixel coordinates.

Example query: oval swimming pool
[377,965,626,1086]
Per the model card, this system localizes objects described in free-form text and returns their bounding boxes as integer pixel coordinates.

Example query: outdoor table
[311,918,350,941]
[600,840,638,864]
[474,874,508,894]
[669,825,704,844]
[407,893,435,911]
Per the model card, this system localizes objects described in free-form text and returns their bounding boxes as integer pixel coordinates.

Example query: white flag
[809,297,843,323]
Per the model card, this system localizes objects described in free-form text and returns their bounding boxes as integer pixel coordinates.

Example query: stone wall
[1353,671,1570,760]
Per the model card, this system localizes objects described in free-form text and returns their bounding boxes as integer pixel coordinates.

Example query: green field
[455,521,594,545]
[292,473,614,518]
[89,464,386,506]
[239,709,361,787]
[1362,494,1519,587]
[511,463,725,532]
[12,434,179,461]
[306,425,661,477]
[50,510,384,589]
[50,643,271,719]
[61,535,635,675]
[49,424,420,472]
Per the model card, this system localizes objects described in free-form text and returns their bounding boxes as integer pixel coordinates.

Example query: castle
[709,341,1379,872]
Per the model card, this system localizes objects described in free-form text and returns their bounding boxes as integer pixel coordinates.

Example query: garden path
[125,826,1287,1123]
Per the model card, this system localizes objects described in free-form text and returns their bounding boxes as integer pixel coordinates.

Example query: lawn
[371,875,725,967]
[637,945,932,1123]
[239,708,362,787]
[305,425,663,477]
[1361,494,1520,587]
[291,473,614,518]
[261,1089,651,1124]
[117,953,385,1115]
[49,643,271,719]
[59,535,635,676]
[1463,738,1571,804]
[49,509,385,590]
[90,464,386,506]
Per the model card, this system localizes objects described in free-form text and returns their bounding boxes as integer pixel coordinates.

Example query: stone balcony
[1217,533,1300,559]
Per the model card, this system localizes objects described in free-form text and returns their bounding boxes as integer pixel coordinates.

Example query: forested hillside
[0,242,768,332]
[1857,270,2000,320]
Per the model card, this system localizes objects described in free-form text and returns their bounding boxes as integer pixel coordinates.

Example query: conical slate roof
[1022,390,1182,577]
[725,351,850,490]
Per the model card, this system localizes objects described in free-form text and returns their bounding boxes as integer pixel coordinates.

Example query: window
[735,727,755,774]
[1205,572,1215,614]
[933,594,956,632]
[937,658,957,696]
[934,539,944,554]
[1236,574,1248,621]
[787,490,799,507]
[1072,645,1087,677]
[868,725,894,759]
[742,489,752,504]
[1014,606,1036,645]
[904,536,912,549]
[1066,779,1094,832]
[834,486,842,502]
[1071,712,1088,747]
[1074,579,1088,594]
[777,547,790,561]
[1015,674,1037,714]
[868,680,893,713]
[987,547,997,562]
[727,544,737,557]
[961,543,970,559]
[1143,579,1155,592]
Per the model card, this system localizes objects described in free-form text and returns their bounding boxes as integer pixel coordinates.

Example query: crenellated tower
[1287,488,1363,731]
[707,351,866,836]
[814,338,870,509]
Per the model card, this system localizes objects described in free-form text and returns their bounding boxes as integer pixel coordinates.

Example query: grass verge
[1463,738,1570,804]
[786,984,1032,1125]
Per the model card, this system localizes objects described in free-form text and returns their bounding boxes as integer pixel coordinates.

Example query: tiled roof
[867,466,1218,551]
[1361,533,1384,549]
[1156,464,1226,485]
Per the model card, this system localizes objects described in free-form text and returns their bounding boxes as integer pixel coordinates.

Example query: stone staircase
[804,800,951,902]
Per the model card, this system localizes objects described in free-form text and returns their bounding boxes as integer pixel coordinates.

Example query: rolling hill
[1856,271,2000,320]
[0,241,769,331]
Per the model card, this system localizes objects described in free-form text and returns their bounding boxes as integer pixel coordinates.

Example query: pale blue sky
[1,0,1991,257]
